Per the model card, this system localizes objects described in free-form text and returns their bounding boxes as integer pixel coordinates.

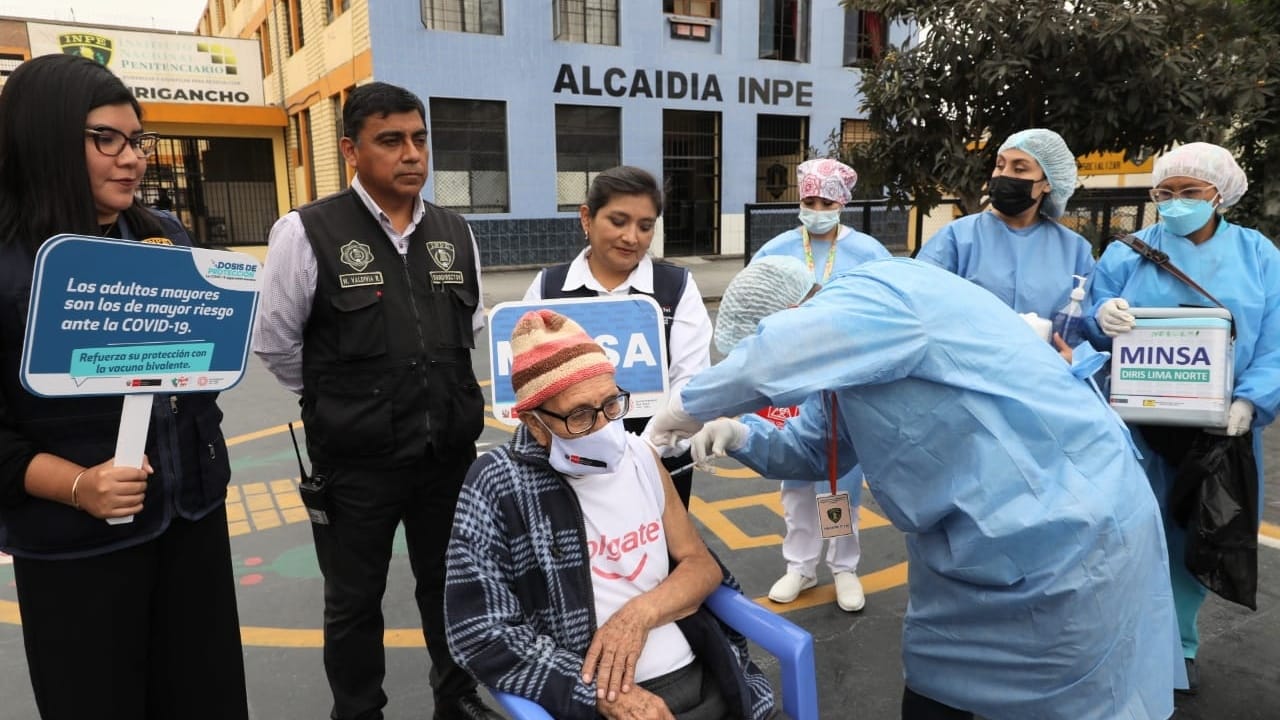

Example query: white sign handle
[107,393,153,525]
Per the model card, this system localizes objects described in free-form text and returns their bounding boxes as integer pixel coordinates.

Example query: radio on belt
[1108,307,1234,428]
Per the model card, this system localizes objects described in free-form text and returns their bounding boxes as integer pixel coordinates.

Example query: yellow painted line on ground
[690,495,784,549]
[692,493,893,550]
[222,379,487,447]
[239,626,424,649]
[754,562,910,613]
[225,422,296,448]
[1259,521,1280,550]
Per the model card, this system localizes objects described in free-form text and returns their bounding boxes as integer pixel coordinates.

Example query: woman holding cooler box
[1083,142,1280,694]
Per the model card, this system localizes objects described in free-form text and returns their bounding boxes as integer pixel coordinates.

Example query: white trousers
[780,483,861,577]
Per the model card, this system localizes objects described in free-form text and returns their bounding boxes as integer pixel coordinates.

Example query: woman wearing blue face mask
[1085,142,1280,695]
[757,158,890,285]
[750,158,890,614]
[917,129,1095,323]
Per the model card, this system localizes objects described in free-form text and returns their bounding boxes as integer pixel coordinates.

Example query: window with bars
[286,0,305,54]
[257,23,272,75]
[759,0,809,62]
[840,118,873,151]
[326,0,350,23]
[843,9,887,67]
[554,105,621,211]
[0,52,26,84]
[333,94,348,190]
[554,0,619,46]
[755,114,808,202]
[421,0,503,34]
[300,108,317,202]
[429,98,509,213]
[664,0,716,17]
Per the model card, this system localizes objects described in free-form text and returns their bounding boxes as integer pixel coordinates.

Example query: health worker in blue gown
[749,157,890,613]
[917,128,1094,319]
[1084,142,1280,694]
[650,256,1179,720]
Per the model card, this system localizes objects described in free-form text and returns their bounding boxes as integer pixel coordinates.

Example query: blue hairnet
[715,256,813,354]
[998,129,1078,219]
[1154,142,1248,208]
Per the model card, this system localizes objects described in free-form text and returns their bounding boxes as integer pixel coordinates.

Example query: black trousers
[902,686,973,720]
[12,505,247,720]
[311,446,475,720]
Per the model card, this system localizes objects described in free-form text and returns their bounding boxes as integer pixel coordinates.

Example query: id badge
[817,492,853,538]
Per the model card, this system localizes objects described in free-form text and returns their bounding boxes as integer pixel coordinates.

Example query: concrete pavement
[1,250,1278,718]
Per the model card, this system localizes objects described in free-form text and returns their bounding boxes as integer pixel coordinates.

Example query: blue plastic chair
[491,584,819,720]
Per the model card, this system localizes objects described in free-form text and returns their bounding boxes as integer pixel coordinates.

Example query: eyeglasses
[1149,185,1217,203]
[537,389,631,436]
[85,126,159,158]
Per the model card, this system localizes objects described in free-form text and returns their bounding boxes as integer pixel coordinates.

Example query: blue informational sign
[21,235,262,397]
[488,296,669,426]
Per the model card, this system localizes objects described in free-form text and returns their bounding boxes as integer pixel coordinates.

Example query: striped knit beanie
[510,309,615,413]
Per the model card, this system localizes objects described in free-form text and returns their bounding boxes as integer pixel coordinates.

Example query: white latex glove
[646,393,704,447]
[689,418,749,465]
[1096,297,1136,337]
[1208,398,1255,437]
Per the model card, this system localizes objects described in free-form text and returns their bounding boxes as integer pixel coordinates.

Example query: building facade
[0,15,287,247]
[206,0,904,263]
[370,1,906,264]
[203,0,372,217]
[198,1,1164,260]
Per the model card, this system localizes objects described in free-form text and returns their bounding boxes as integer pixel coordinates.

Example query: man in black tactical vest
[252,83,498,720]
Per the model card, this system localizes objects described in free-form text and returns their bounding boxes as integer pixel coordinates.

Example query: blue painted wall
[368,1,902,262]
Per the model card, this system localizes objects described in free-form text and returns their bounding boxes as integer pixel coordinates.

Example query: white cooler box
[1108,307,1234,428]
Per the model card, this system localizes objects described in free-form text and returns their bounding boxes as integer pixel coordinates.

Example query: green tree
[1229,0,1280,239]
[842,0,1278,217]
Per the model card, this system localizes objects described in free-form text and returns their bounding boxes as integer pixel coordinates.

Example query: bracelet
[71,469,87,510]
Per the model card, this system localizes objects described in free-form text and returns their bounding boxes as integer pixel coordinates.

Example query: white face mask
[545,418,628,476]
[798,207,841,235]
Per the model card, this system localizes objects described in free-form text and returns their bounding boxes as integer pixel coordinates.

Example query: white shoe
[768,571,817,603]
[834,571,866,612]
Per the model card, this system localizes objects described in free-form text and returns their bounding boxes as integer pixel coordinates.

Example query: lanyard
[827,392,840,495]
[802,227,840,284]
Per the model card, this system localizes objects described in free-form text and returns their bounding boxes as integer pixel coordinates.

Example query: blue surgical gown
[752,225,890,495]
[682,258,1177,719]
[918,211,1095,318]
[1084,219,1280,655]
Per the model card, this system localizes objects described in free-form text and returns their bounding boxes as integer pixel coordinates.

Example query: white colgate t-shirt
[565,434,696,682]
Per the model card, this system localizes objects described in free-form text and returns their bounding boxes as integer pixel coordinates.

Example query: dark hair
[0,54,160,252]
[342,82,426,141]
[585,166,664,218]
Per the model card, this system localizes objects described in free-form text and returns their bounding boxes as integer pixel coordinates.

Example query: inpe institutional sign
[554,64,815,107]
[27,22,265,106]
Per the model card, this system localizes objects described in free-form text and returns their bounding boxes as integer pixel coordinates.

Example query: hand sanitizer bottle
[1051,275,1088,347]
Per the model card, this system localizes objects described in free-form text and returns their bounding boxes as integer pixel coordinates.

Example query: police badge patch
[339,240,375,272]
[338,240,383,288]
[426,241,463,284]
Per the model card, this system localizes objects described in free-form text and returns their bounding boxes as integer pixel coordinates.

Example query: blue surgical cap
[998,129,1078,219]
[715,256,813,355]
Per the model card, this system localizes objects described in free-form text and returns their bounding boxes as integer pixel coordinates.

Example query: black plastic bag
[1168,431,1258,610]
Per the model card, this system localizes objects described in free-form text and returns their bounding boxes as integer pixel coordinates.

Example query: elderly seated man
[444,309,775,720]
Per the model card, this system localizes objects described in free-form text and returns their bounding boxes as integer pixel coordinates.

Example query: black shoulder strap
[1111,234,1228,311]
[1111,233,1234,339]
[631,261,688,367]
[540,263,596,299]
